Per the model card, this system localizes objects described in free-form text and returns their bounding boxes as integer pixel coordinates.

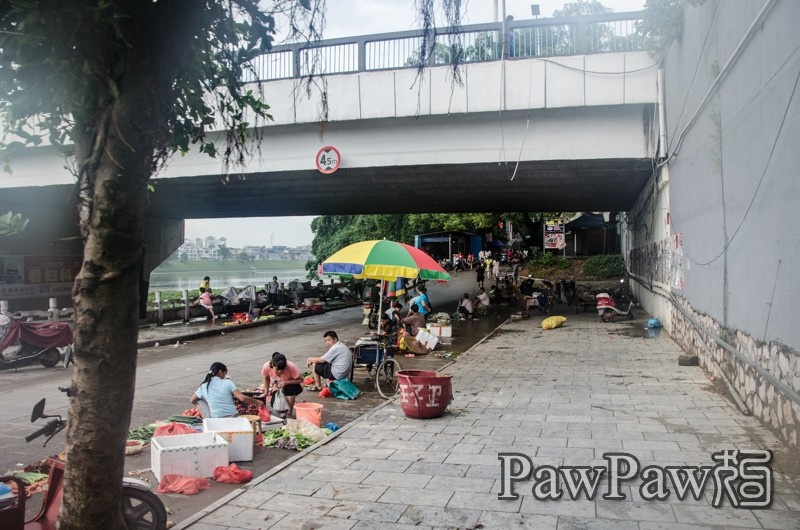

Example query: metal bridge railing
[244,11,645,82]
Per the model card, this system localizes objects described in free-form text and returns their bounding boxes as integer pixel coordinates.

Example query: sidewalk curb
[136,302,360,349]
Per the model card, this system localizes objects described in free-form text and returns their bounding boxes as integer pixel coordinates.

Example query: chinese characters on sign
[544,219,566,250]
[0,256,81,300]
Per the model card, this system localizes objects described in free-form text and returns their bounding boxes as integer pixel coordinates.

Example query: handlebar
[25,418,65,443]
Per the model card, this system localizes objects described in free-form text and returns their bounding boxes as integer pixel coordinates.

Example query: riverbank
[152,259,308,273]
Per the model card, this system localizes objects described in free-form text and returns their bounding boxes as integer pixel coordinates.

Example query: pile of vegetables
[127,425,157,444]
[262,428,321,451]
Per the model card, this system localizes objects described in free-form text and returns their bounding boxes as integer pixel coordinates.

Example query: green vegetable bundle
[127,425,157,443]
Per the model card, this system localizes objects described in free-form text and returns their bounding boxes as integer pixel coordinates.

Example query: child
[193,287,215,325]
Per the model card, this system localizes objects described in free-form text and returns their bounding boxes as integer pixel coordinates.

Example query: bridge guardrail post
[183,290,190,323]
[156,291,164,326]
[49,298,59,323]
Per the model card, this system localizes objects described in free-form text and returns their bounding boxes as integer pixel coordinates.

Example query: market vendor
[306,330,353,391]
[261,352,303,418]
[190,362,265,418]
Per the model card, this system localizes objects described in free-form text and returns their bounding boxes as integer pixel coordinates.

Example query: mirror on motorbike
[31,398,46,422]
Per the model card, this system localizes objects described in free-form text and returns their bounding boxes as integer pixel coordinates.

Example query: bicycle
[351,335,403,399]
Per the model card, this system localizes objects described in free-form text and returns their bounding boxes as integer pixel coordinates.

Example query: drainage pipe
[672,298,800,409]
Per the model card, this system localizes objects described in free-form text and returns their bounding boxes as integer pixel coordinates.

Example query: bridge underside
[5,158,651,218]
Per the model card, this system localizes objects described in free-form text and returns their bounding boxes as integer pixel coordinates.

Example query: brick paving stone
[596,499,677,522]
[346,457,412,473]
[378,485,453,506]
[362,470,433,489]
[672,504,762,527]
[556,515,640,529]
[312,482,388,502]
[477,510,558,528]
[426,474,494,493]
[326,500,408,523]
[397,505,481,527]
[270,513,356,529]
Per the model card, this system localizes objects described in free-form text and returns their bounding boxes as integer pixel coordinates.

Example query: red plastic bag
[156,474,211,495]
[213,464,253,484]
[303,376,316,386]
[318,387,333,398]
[153,422,196,437]
[258,407,271,422]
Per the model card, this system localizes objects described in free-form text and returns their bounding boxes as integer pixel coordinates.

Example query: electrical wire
[674,56,800,267]
[665,0,721,155]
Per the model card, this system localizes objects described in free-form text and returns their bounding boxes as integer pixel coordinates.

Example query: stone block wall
[670,296,800,449]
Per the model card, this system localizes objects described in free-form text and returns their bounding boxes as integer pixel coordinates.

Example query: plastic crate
[415,329,439,350]
[150,432,228,481]
[202,417,254,462]
[427,324,452,337]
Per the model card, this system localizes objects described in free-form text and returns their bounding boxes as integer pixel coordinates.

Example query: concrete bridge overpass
[1,12,657,303]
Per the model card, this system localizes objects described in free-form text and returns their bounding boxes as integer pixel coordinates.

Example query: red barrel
[396,370,453,419]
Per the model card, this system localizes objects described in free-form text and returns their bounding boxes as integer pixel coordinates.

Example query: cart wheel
[375,358,401,399]
[121,485,167,530]
[39,348,61,368]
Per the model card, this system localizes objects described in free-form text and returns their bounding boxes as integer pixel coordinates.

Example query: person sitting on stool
[457,293,473,319]
[306,330,353,391]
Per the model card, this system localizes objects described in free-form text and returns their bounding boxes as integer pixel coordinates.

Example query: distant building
[173,239,311,261]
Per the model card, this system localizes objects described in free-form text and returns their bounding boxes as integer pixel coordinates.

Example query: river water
[148,269,317,292]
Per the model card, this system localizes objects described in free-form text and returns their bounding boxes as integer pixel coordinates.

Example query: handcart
[351,336,402,399]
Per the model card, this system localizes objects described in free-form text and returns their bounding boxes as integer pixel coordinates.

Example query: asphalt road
[0,269,514,526]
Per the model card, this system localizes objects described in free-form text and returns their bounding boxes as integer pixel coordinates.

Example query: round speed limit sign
[316,146,341,174]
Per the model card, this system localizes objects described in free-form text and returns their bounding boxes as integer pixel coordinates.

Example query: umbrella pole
[378,279,385,330]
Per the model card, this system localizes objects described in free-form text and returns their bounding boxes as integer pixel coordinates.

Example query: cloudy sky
[185,0,644,248]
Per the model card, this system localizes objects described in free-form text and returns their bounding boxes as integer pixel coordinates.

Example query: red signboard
[1,256,81,300]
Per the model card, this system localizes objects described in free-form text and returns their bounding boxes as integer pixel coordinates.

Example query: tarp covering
[218,286,240,301]
[0,314,73,352]
[566,213,607,230]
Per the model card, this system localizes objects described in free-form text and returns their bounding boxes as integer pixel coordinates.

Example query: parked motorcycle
[0,387,167,530]
[596,280,636,322]
[0,314,73,370]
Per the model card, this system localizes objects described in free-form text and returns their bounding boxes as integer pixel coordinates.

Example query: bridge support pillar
[141,217,184,319]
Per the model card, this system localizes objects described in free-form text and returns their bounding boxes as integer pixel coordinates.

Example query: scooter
[0,387,167,530]
[596,280,636,322]
[0,314,73,370]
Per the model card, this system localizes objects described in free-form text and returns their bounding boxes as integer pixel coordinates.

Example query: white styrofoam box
[202,417,254,462]
[416,329,439,350]
[427,324,452,337]
[151,432,228,481]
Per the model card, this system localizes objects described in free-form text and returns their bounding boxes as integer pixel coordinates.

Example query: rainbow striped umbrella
[321,240,450,282]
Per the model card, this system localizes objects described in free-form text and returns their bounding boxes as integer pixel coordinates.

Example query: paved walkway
[171,314,800,530]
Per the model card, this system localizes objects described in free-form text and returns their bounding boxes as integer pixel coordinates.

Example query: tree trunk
[61,94,153,530]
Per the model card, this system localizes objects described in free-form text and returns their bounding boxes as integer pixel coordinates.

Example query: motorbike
[0,314,73,371]
[0,386,167,530]
[596,280,637,322]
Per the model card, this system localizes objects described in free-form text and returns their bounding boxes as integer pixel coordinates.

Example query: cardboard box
[151,432,228,481]
[416,329,439,350]
[203,417,254,462]
[427,324,452,337]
